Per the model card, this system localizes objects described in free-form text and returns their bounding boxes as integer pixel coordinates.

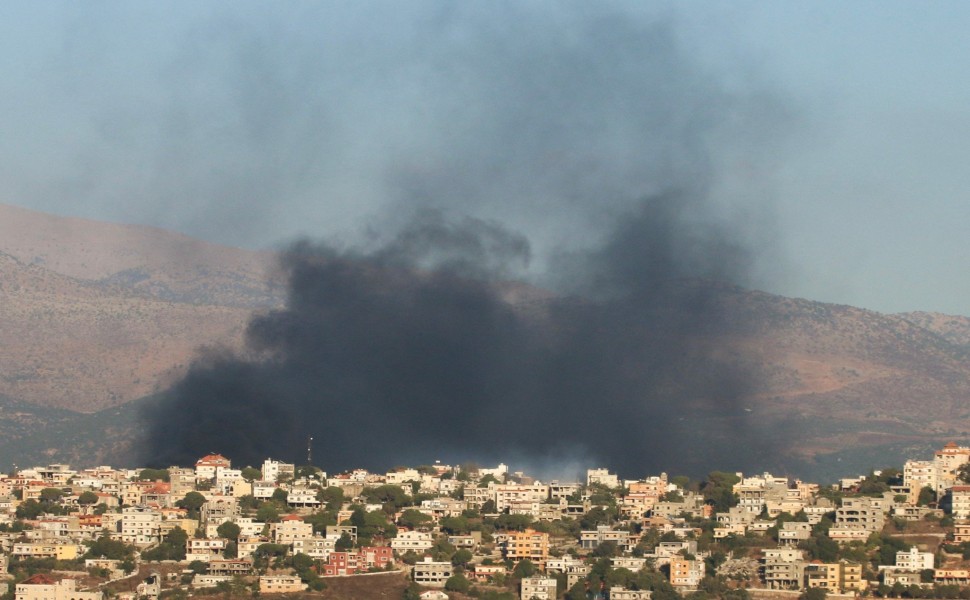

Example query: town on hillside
[4,445,970,600]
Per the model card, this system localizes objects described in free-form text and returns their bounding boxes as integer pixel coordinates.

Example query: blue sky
[2,1,969,315]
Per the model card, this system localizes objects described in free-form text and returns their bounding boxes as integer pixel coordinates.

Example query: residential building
[896,546,934,570]
[261,460,295,483]
[391,530,433,553]
[292,535,336,560]
[502,528,550,570]
[411,557,452,587]
[520,574,557,600]
[904,460,938,496]
[951,486,970,520]
[804,562,840,591]
[195,454,231,481]
[669,557,705,589]
[271,516,313,544]
[587,469,619,489]
[207,559,252,576]
[935,443,970,493]
[15,575,102,600]
[119,506,161,547]
[763,548,806,590]
[471,564,508,582]
[259,576,305,594]
[610,589,653,600]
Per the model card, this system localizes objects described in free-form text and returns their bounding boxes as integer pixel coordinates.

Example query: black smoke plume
[144,7,786,477]
[146,199,766,477]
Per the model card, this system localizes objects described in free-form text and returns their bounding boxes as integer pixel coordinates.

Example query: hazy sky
[2,1,969,315]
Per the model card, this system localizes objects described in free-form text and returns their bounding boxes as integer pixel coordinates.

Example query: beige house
[520,574,557,600]
[259,575,306,594]
[15,575,102,600]
[951,486,970,519]
[391,530,433,553]
[411,557,452,588]
[610,589,653,600]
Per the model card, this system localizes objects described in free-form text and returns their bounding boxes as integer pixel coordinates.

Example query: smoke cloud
[144,5,786,477]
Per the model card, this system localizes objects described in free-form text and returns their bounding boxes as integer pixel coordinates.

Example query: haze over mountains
[0,203,968,479]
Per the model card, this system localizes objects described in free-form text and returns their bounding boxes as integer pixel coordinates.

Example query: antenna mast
[306,436,313,466]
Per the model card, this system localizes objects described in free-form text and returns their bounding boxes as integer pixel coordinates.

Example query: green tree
[580,506,611,530]
[494,513,532,531]
[241,467,262,482]
[256,502,281,523]
[165,527,189,560]
[451,549,473,568]
[16,499,44,520]
[304,510,338,534]
[188,560,209,574]
[217,521,241,542]
[399,509,433,529]
[177,491,206,518]
[800,587,827,600]
[77,491,99,506]
[512,559,537,579]
[39,488,64,502]
[335,532,354,552]
[439,516,472,535]
[363,485,411,512]
[917,486,936,506]
[138,468,170,482]
[317,487,344,511]
[86,535,135,560]
[701,471,740,512]
[444,573,472,593]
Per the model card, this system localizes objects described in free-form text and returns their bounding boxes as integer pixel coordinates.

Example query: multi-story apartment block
[895,546,934,570]
[502,529,550,570]
[763,548,806,590]
[292,535,336,560]
[463,485,495,510]
[119,506,161,547]
[951,486,970,520]
[271,516,313,544]
[804,562,841,591]
[261,459,295,483]
[835,496,887,531]
[587,469,620,489]
[520,574,557,600]
[904,460,938,496]
[411,557,452,587]
[935,443,970,493]
[390,530,433,553]
[669,557,705,589]
[778,521,812,545]
[186,538,227,562]
[200,496,239,528]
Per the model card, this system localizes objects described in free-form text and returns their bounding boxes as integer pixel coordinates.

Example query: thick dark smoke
[146,199,765,477]
[144,6,786,477]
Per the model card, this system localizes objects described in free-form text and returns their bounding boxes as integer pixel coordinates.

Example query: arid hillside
[0,203,282,411]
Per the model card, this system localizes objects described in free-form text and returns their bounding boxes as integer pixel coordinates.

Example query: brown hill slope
[0,203,284,411]
[0,203,280,307]
[0,251,254,410]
